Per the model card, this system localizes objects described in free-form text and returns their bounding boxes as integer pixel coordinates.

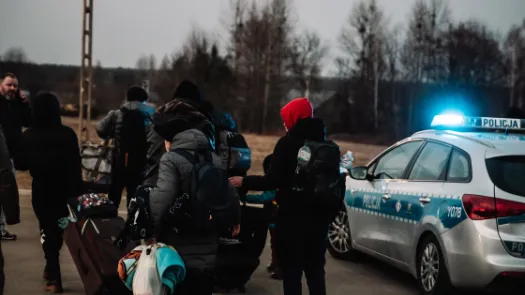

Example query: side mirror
[349,166,368,180]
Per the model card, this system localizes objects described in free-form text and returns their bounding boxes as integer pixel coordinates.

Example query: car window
[447,150,470,182]
[373,141,423,179]
[486,156,525,197]
[408,142,451,181]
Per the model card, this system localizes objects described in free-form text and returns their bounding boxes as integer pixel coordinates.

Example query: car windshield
[486,156,525,197]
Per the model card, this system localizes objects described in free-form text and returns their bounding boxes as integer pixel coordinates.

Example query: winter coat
[142,100,213,186]
[242,117,327,223]
[96,100,155,173]
[149,127,241,271]
[0,127,20,226]
[18,93,82,221]
[0,93,31,167]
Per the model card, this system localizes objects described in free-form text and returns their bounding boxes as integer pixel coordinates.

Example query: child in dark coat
[18,93,82,293]
[244,154,282,279]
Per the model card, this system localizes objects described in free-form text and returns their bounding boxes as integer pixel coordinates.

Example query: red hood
[280,97,313,130]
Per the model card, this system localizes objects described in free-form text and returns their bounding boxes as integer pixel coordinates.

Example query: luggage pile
[80,141,112,194]
[64,193,136,295]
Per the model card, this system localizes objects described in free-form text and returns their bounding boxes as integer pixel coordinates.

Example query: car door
[385,140,452,264]
[349,140,423,256]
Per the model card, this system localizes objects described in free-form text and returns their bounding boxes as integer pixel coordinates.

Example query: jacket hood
[153,100,215,148]
[170,127,215,151]
[31,92,62,127]
[288,117,326,142]
[213,111,237,132]
[280,97,313,130]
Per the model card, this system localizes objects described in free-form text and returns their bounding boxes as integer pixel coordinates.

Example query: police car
[328,114,525,294]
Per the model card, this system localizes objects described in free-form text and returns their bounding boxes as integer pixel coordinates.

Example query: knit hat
[126,86,148,102]
[172,80,202,104]
[280,97,313,130]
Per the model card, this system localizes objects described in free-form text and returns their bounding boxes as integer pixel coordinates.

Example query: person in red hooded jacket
[230,97,328,295]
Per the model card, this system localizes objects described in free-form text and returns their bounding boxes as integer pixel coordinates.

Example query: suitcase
[214,204,268,292]
[64,215,136,295]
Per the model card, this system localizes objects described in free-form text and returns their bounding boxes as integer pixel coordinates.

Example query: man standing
[97,86,155,208]
[0,72,30,241]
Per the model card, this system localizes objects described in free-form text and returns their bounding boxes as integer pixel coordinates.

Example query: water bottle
[340,151,354,170]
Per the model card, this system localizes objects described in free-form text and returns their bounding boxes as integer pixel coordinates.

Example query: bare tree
[2,47,29,63]
[504,20,525,107]
[400,0,450,134]
[287,30,328,98]
[337,0,386,129]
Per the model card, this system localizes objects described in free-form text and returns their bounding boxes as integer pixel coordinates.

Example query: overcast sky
[0,0,524,69]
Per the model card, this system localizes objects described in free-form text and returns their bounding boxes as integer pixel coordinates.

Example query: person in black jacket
[0,72,30,241]
[230,97,329,295]
[142,80,213,186]
[18,92,83,293]
[0,126,21,294]
[97,86,155,207]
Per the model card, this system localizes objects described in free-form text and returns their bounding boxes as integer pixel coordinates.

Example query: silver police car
[329,115,525,294]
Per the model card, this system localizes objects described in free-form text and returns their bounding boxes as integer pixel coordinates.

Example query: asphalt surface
[2,191,502,295]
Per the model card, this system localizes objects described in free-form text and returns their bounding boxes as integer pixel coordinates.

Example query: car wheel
[327,207,359,261]
[417,235,455,295]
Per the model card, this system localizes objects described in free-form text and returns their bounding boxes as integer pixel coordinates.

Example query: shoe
[44,282,63,293]
[1,230,17,241]
[270,268,283,280]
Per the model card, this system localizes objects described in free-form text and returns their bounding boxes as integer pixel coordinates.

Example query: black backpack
[165,149,235,234]
[216,130,251,176]
[294,140,346,222]
[118,107,149,159]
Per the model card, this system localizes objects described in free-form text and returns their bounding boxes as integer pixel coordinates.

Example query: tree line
[1,0,524,142]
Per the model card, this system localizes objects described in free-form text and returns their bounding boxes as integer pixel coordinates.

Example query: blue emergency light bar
[430,114,525,131]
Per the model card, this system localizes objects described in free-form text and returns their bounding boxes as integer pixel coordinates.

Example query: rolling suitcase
[64,213,136,295]
[214,204,268,292]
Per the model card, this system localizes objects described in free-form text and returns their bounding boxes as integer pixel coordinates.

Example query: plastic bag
[340,151,354,172]
[132,244,169,295]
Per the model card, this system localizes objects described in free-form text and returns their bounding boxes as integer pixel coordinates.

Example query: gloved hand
[58,217,70,229]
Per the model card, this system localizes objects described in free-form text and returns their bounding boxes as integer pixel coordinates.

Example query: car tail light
[462,194,525,220]
[500,271,525,278]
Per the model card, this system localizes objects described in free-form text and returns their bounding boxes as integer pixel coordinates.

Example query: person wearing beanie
[96,85,155,208]
[230,97,329,295]
[17,92,82,293]
[142,80,214,186]
[126,85,149,102]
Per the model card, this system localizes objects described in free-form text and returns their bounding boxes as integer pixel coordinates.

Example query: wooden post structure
[78,0,94,144]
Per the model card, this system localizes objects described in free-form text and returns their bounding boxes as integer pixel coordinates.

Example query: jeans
[276,222,327,295]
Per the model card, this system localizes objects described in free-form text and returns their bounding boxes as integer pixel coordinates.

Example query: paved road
[2,191,423,294]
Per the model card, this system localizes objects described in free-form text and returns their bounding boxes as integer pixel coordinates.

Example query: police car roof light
[431,114,525,132]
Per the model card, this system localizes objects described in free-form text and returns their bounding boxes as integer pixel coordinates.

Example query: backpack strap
[172,148,198,164]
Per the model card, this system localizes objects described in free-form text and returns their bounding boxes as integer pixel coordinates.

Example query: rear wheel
[327,207,360,261]
[417,235,456,295]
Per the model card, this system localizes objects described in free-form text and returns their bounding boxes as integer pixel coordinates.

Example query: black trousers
[276,221,327,295]
[39,219,64,284]
[109,165,141,209]
[175,267,214,295]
